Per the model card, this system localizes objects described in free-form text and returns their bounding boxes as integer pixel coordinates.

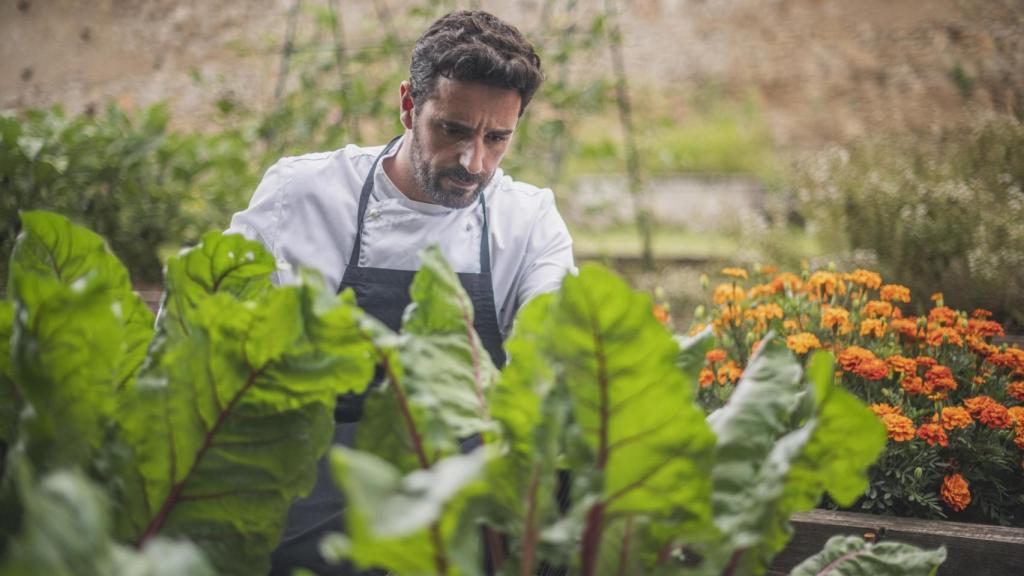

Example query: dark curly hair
[409,10,543,116]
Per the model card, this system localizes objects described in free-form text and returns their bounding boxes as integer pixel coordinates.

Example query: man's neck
[382,136,430,204]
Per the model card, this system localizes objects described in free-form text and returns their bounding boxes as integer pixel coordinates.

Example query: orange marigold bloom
[881,413,916,442]
[748,283,775,299]
[769,272,802,294]
[699,368,715,389]
[917,422,949,447]
[930,292,944,303]
[880,284,911,303]
[928,306,958,327]
[721,267,749,281]
[1015,430,1024,451]
[915,356,938,369]
[869,403,903,418]
[862,300,894,319]
[713,283,746,305]
[783,319,800,331]
[891,318,921,339]
[941,473,971,511]
[887,355,917,374]
[971,308,993,319]
[901,375,932,395]
[821,306,851,333]
[855,358,890,381]
[967,318,1004,338]
[1009,382,1024,402]
[786,332,822,355]
[925,365,957,392]
[838,346,877,372]
[934,407,973,430]
[1004,406,1024,427]
[927,327,963,348]
[963,395,997,418]
[847,269,883,290]
[808,271,846,300]
[978,403,1013,430]
[705,348,728,364]
[716,360,743,386]
[859,318,887,338]
[987,348,1024,372]
[653,304,670,325]
[968,336,999,358]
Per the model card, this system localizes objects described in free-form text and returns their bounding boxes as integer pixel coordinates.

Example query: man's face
[406,78,521,208]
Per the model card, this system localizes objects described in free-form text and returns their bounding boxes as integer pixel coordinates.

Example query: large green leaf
[0,301,17,449]
[696,346,887,574]
[521,264,716,573]
[113,235,374,575]
[0,468,213,576]
[790,535,946,576]
[326,446,488,576]
[7,211,154,471]
[158,231,274,338]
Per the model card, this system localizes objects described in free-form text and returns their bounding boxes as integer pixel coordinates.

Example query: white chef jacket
[226,137,576,337]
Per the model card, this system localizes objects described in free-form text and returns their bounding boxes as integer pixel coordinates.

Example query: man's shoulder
[489,172,556,209]
[275,143,383,175]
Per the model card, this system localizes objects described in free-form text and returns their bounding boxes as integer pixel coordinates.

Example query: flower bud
[700,274,710,291]
[694,305,706,320]
[914,467,923,479]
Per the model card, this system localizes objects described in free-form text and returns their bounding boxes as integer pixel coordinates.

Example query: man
[227,10,575,575]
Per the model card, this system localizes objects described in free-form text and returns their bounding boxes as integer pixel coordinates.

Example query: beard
[409,128,494,209]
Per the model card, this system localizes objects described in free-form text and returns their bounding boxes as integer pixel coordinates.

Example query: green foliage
[793,116,1024,328]
[790,535,946,576]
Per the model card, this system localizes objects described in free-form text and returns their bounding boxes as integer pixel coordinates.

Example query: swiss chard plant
[0,211,946,575]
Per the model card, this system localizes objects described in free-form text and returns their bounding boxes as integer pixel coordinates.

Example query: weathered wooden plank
[768,509,1024,575]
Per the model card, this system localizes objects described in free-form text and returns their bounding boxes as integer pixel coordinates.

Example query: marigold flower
[987,349,1024,372]
[862,300,894,319]
[699,368,715,389]
[978,403,1013,430]
[886,355,917,374]
[925,365,957,392]
[786,332,822,355]
[838,346,877,372]
[716,360,742,386]
[652,304,670,325]
[880,284,911,303]
[847,269,883,290]
[967,336,999,358]
[783,319,800,331]
[941,473,971,511]
[928,306,958,327]
[748,283,775,299]
[1015,430,1024,451]
[1006,406,1024,428]
[713,283,746,305]
[917,422,949,447]
[915,356,938,369]
[769,272,802,294]
[869,403,903,418]
[721,267,749,281]
[856,358,890,380]
[759,265,778,275]
[891,318,920,339]
[688,322,707,337]
[971,308,993,319]
[967,318,1004,338]
[933,407,973,430]
[705,348,727,364]
[900,375,931,395]
[963,395,997,418]
[859,318,887,339]
[821,306,851,333]
[1009,382,1024,402]
[808,271,846,300]
[926,326,963,348]
[927,391,949,402]
[881,413,916,442]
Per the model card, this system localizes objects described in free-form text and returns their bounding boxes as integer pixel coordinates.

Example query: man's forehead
[423,78,521,128]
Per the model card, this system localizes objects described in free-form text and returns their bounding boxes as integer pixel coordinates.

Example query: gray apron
[269,137,507,575]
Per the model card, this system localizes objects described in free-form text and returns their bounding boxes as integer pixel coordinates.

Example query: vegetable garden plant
[0,212,945,575]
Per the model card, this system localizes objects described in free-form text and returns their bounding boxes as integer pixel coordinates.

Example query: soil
[2,0,1022,150]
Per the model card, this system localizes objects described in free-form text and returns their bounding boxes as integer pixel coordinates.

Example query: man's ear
[399,81,415,130]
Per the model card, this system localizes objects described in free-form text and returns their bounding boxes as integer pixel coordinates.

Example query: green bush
[793,117,1024,329]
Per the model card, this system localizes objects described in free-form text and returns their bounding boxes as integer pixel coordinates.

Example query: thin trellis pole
[326,0,362,141]
[274,0,304,105]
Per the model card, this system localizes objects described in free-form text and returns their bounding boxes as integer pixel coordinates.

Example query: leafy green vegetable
[0,468,213,576]
[790,535,946,575]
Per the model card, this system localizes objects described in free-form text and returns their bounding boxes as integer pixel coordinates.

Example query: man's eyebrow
[436,117,515,134]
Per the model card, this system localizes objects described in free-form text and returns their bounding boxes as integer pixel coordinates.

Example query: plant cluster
[689,265,1024,525]
[0,212,946,575]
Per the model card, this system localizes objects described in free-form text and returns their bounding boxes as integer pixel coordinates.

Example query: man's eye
[442,124,464,136]
[488,133,510,143]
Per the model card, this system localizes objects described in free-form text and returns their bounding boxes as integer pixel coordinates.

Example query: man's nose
[459,138,485,175]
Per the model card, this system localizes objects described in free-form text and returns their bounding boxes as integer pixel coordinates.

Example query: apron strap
[478,190,492,276]
[349,135,402,269]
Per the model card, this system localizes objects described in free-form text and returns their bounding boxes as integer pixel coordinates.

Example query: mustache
[438,166,482,184]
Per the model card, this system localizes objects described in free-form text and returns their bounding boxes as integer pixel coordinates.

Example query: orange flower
[653,304,670,325]
[987,348,1024,373]
[915,356,938,369]
[859,318,887,338]
[978,403,1013,430]
[967,336,999,358]
[1009,381,1024,402]
[862,300,894,319]
[705,348,728,364]
[869,403,903,418]
[891,318,921,339]
[881,414,916,442]
[748,284,775,299]
[838,346,876,372]
[933,407,973,430]
[900,375,931,395]
[713,283,746,305]
[1015,430,1024,451]
[699,368,715,389]
[721,267,749,281]
[967,318,1004,338]
[917,422,949,447]
[769,272,802,294]
[926,327,963,348]
[821,306,851,334]
[716,361,742,386]
[886,355,917,374]
[971,308,993,319]
[941,473,971,511]
[925,365,957,392]
[880,284,911,303]
[963,395,997,418]
[808,271,846,300]
[846,269,882,290]
[930,292,944,304]
[786,332,822,355]
[783,319,800,331]
[1006,406,1024,428]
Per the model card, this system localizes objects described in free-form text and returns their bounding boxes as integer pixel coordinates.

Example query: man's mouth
[446,174,478,190]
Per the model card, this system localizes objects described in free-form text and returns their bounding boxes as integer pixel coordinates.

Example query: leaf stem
[616,516,634,576]
[520,463,543,576]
